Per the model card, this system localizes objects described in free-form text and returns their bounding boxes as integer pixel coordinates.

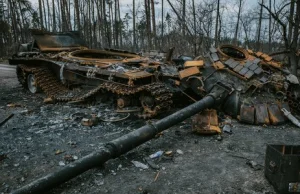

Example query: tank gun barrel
[12,85,229,194]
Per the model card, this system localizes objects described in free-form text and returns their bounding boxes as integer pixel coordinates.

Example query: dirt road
[0,63,297,194]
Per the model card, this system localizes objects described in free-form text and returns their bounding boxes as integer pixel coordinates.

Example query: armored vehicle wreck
[174,45,300,126]
[9,30,300,125]
[9,31,177,118]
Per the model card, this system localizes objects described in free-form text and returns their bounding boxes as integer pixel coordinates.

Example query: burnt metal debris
[9,31,300,125]
[8,30,300,193]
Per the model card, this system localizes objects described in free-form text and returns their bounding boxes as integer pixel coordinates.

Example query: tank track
[17,64,173,118]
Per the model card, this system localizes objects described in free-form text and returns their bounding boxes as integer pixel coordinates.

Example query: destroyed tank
[9,31,179,118]
[11,41,300,194]
[173,44,300,126]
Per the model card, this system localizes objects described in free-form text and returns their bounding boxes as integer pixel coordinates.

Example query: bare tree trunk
[74,0,80,31]
[182,0,186,36]
[115,0,119,47]
[92,0,96,48]
[118,0,122,47]
[66,0,71,30]
[17,1,25,42]
[42,0,47,30]
[60,0,66,31]
[290,0,300,75]
[38,0,44,29]
[268,0,272,51]
[52,0,56,32]
[151,0,156,48]
[214,0,220,47]
[145,0,151,49]
[192,0,196,55]
[96,0,102,48]
[234,0,242,44]
[133,0,136,50]
[56,0,61,31]
[161,0,164,49]
[288,0,295,45]
[46,0,51,30]
[257,0,264,50]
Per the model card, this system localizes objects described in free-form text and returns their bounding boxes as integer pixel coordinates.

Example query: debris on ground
[0,113,14,127]
[246,160,262,171]
[144,157,160,170]
[192,109,221,135]
[149,151,163,159]
[55,150,65,155]
[176,149,184,155]
[131,160,149,170]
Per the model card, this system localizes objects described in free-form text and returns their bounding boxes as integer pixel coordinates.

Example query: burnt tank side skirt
[10,58,154,80]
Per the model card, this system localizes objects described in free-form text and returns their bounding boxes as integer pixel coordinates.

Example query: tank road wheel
[27,74,40,94]
[16,65,28,89]
[139,95,157,118]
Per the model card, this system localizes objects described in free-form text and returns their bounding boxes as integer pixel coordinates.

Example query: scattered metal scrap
[0,113,14,127]
[9,31,300,127]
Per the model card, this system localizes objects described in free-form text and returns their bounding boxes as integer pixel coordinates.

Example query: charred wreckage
[8,31,300,193]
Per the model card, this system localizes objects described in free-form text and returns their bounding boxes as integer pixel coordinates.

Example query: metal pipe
[12,95,217,194]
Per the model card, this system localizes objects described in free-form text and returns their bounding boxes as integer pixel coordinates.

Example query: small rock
[94,179,104,186]
[59,161,65,166]
[26,137,32,141]
[176,149,184,155]
[111,170,117,175]
[131,160,149,170]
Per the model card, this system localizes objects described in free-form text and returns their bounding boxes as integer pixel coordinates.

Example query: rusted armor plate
[255,104,270,125]
[249,63,259,71]
[213,61,225,69]
[255,52,263,57]
[192,109,221,135]
[253,58,261,64]
[244,70,254,79]
[254,67,263,75]
[224,58,235,66]
[233,64,244,73]
[184,60,204,68]
[267,104,285,125]
[239,67,249,76]
[229,61,239,69]
[179,67,200,80]
[240,105,255,124]
[244,60,253,68]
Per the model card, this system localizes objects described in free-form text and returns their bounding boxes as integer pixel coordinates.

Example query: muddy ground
[0,63,299,194]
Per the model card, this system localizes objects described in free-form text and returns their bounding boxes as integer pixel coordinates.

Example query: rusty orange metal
[255,52,263,57]
[213,61,225,69]
[255,104,270,125]
[178,66,200,80]
[239,104,255,124]
[184,60,204,68]
[261,54,272,62]
[267,104,285,125]
[192,109,221,135]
